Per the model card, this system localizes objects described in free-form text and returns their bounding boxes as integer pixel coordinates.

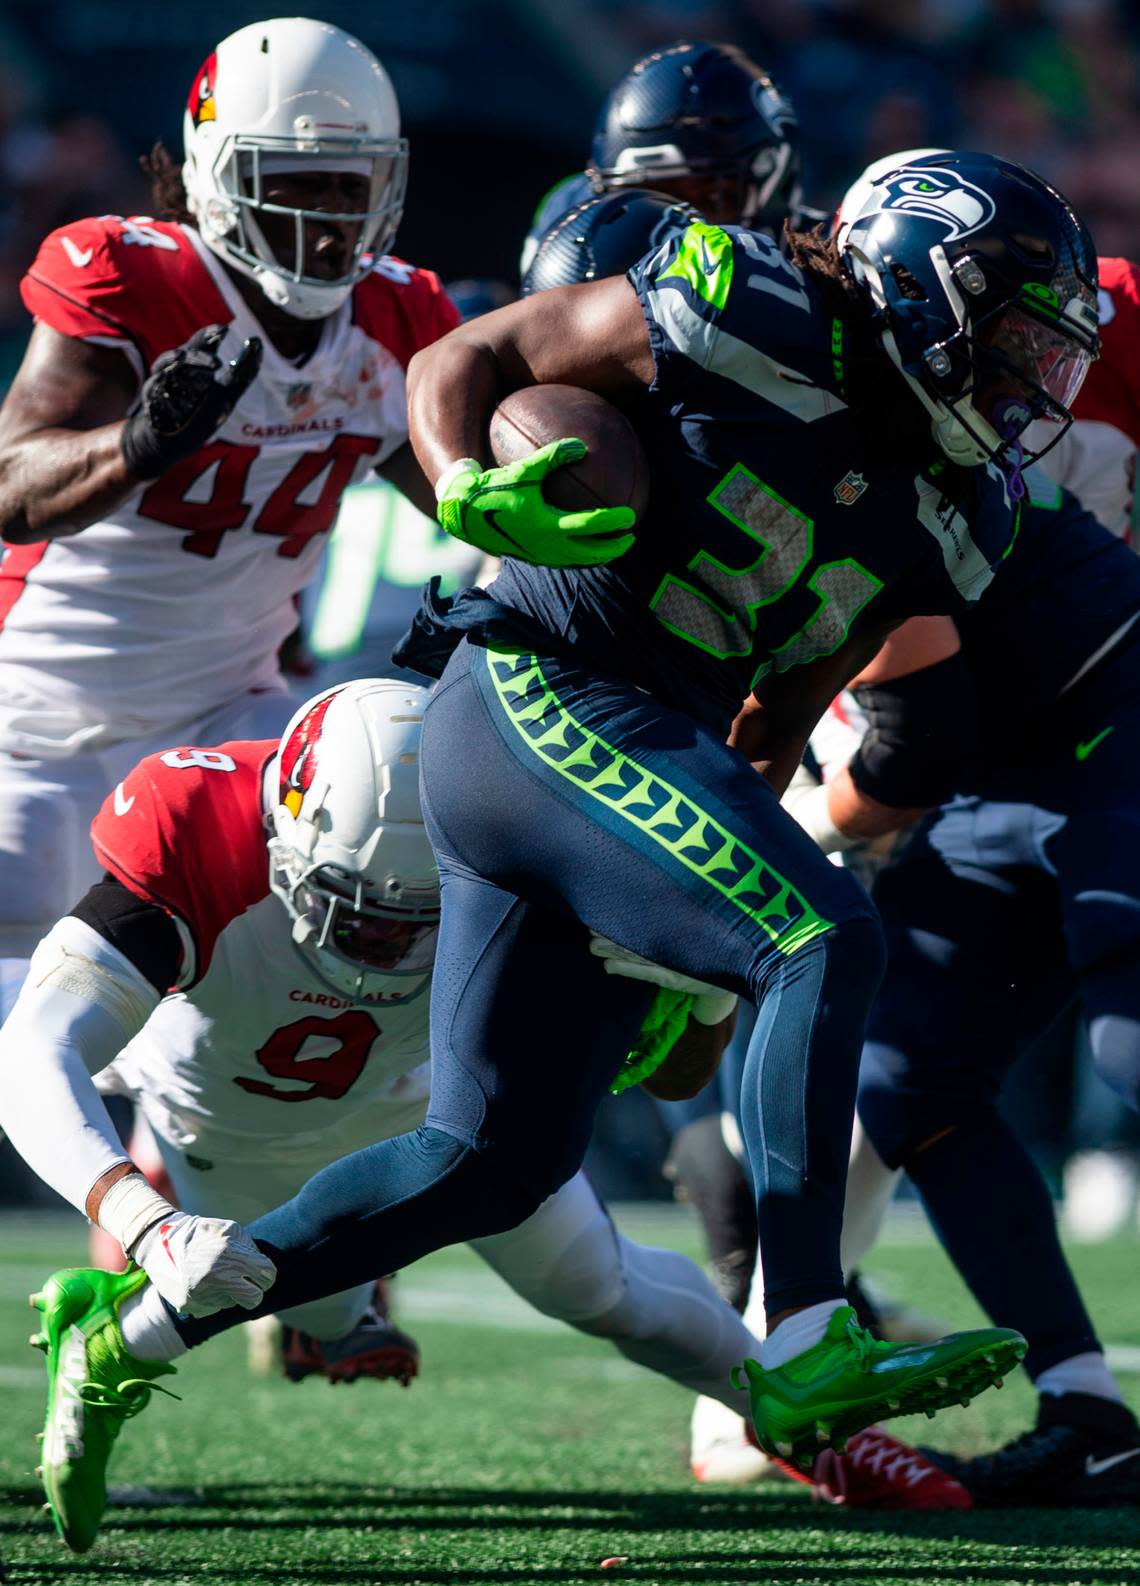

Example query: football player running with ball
[4,680,762,1552]
[24,153,1099,1488]
[0,18,456,996]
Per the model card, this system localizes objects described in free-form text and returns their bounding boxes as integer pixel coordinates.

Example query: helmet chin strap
[251,262,354,320]
[880,329,997,468]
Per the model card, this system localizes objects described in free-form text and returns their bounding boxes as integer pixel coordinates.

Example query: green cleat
[735,1306,1026,1466]
[30,1267,178,1553]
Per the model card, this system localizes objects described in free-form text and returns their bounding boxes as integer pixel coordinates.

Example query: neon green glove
[435,438,637,567]
[611,987,694,1096]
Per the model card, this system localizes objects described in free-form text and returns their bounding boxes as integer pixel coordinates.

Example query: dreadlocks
[140,142,194,226]
[785,222,934,466]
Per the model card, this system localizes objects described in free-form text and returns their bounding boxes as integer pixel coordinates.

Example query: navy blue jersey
[958,470,1140,751]
[493,221,1018,731]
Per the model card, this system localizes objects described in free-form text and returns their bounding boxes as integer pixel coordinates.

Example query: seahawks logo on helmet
[867,166,997,241]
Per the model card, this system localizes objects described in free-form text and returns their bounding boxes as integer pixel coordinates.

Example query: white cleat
[690,1394,772,1485]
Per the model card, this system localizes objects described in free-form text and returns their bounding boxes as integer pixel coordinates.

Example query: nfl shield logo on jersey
[834,470,868,506]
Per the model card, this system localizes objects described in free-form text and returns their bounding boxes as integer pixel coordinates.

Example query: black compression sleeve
[847,653,981,809]
[69,874,183,994]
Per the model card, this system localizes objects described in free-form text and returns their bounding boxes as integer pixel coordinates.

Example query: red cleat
[281,1304,420,1387]
[812,1427,974,1509]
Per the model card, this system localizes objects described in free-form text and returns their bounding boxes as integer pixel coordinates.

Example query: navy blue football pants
[177,642,882,1345]
[860,703,1140,1375]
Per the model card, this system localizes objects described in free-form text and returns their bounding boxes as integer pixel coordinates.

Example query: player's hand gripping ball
[435,385,648,568]
[121,324,263,480]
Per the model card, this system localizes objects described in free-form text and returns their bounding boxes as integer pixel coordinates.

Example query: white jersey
[0,216,457,759]
[91,736,430,1164]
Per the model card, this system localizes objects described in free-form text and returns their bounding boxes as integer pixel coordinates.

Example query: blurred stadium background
[1,0,1139,1223]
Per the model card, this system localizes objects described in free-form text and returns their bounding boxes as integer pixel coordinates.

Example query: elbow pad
[13,915,161,1069]
[847,654,981,809]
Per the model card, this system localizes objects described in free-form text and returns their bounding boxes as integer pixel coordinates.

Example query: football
[488,384,650,520]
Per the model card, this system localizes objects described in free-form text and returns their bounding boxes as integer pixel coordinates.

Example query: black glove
[120,325,262,479]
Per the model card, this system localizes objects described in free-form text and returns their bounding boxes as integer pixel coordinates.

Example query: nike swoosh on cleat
[1085,1448,1140,1477]
[1075,725,1114,761]
[113,782,135,816]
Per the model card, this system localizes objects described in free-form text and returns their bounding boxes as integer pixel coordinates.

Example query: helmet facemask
[195,140,407,318]
[840,154,1100,486]
[266,678,440,1004]
[182,20,410,321]
[269,846,438,1005]
[903,249,1099,489]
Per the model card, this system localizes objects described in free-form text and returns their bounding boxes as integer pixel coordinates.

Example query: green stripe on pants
[484,645,833,955]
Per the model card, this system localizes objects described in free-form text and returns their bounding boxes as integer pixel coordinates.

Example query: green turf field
[0,1207,1137,1585]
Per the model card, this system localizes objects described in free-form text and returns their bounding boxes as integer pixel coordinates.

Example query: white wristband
[434,456,482,502]
[788,780,857,855]
[97,1173,177,1255]
[692,989,739,1026]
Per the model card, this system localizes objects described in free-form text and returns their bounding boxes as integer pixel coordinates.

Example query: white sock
[759,1299,845,1369]
[119,1286,188,1362]
[1035,1351,1125,1405]
[841,1119,901,1277]
[742,1268,767,1346]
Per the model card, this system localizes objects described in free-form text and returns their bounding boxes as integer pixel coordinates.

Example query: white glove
[589,934,738,1025]
[132,1211,277,1318]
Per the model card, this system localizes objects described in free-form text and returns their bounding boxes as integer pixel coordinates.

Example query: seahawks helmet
[588,41,799,232]
[522,189,699,296]
[839,151,1099,474]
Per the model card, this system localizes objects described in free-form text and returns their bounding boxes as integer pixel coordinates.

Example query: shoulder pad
[20,217,231,368]
[352,260,461,371]
[91,740,274,984]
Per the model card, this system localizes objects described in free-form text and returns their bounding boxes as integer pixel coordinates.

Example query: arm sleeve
[846,653,981,808]
[0,914,161,1212]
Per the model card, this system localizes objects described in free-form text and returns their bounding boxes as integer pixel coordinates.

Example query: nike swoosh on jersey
[699,240,718,275]
[1085,1447,1140,1477]
[113,782,136,816]
[61,236,94,268]
[1075,725,1114,761]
